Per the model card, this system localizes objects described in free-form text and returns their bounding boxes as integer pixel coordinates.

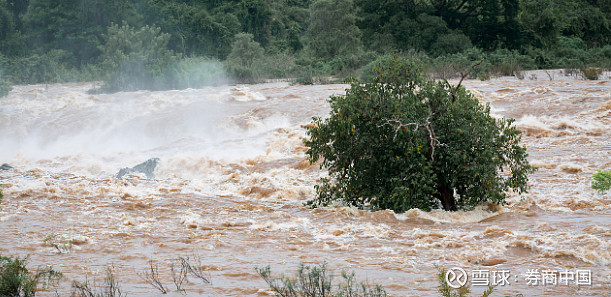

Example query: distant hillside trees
[304,0,361,60]
[0,0,609,89]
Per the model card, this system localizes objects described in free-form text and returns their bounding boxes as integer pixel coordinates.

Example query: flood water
[0,70,610,296]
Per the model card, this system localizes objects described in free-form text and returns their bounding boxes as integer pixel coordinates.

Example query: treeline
[1,0,611,95]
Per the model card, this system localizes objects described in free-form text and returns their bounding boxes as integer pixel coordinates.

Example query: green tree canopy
[1,0,611,91]
[305,55,534,212]
[0,1,25,57]
[23,0,138,65]
[520,0,611,48]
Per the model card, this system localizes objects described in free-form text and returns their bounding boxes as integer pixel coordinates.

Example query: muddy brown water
[1,70,610,296]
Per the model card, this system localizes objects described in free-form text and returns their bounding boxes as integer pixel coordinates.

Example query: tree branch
[456,0,469,12]
[378,113,440,161]
[447,60,482,103]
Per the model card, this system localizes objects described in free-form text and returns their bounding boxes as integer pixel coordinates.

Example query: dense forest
[1,0,610,94]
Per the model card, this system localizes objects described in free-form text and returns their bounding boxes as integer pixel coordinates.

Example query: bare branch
[422,115,440,161]
[71,267,125,297]
[137,260,168,294]
[170,261,188,294]
[181,256,211,285]
[378,119,422,140]
[450,60,483,102]
[456,0,469,11]
[377,114,441,162]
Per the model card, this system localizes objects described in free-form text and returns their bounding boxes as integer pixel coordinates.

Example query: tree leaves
[305,54,534,212]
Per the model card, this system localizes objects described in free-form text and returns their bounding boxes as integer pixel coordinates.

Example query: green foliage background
[224,32,265,83]
[0,0,609,93]
[97,23,177,92]
[0,66,10,97]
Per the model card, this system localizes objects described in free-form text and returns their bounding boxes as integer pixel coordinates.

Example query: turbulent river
[1,70,610,296]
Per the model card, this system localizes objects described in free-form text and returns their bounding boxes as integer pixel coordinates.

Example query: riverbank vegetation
[0,0,610,94]
[0,256,62,296]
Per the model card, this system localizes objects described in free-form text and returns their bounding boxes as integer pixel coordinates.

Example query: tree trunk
[437,185,457,211]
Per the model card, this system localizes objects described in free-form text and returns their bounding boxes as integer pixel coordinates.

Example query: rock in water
[116,158,159,179]
[0,163,13,170]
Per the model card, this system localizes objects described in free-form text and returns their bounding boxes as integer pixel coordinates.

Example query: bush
[428,49,492,80]
[260,52,298,79]
[305,55,533,211]
[429,32,473,57]
[327,50,378,77]
[4,50,83,85]
[290,52,344,85]
[487,49,536,77]
[256,262,387,297]
[592,170,611,193]
[0,68,10,98]
[361,51,429,82]
[602,45,611,59]
[0,256,62,297]
[580,67,603,80]
[554,36,585,56]
[224,33,265,83]
[169,57,227,89]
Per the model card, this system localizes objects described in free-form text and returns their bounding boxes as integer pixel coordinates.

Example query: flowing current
[0,71,610,296]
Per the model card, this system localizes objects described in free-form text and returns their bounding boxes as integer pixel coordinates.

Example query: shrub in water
[580,68,603,80]
[256,262,387,297]
[305,54,534,211]
[0,74,9,98]
[592,170,611,193]
[0,58,11,97]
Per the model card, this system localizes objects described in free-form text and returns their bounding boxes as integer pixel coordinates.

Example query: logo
[445,267,468,288]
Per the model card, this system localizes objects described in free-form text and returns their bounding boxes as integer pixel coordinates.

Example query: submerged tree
[305,55,534,212]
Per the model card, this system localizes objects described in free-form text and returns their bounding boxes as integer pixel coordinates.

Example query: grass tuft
[71,267,125,297]
[256,262,387,297]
